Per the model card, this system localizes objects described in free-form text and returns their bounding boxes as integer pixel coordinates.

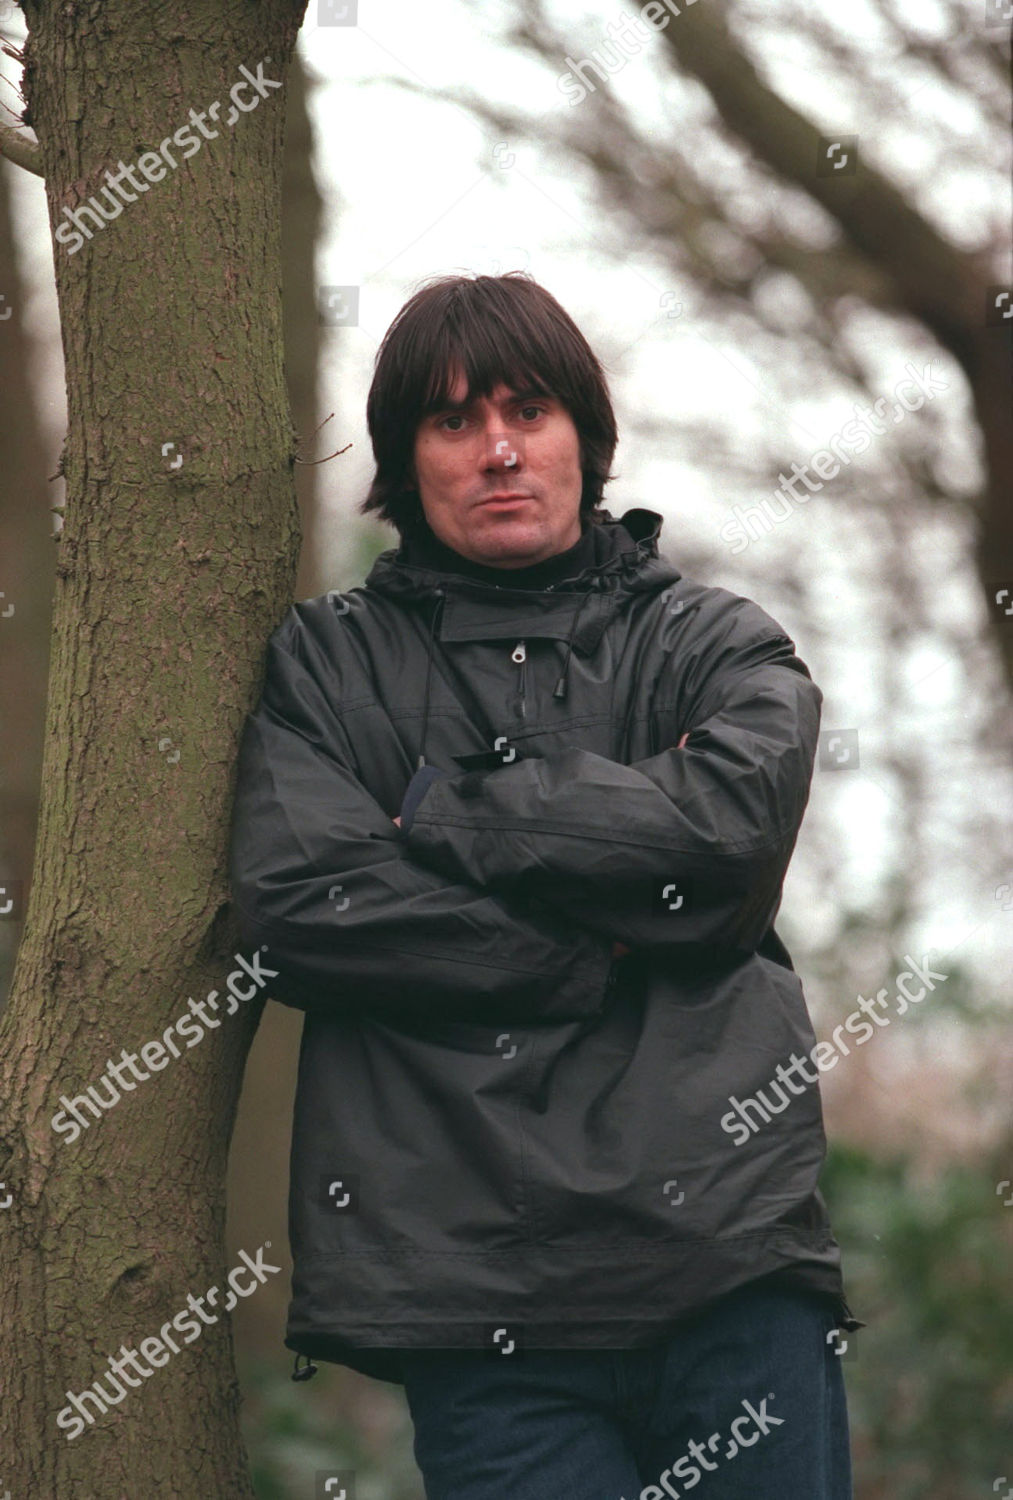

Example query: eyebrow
[428,384,554,415]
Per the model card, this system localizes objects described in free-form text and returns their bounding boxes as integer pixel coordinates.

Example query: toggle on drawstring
[553,589,594,700]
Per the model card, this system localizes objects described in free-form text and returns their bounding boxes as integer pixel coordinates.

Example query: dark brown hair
[358,272,618,538]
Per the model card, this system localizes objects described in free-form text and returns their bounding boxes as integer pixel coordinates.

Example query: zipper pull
[511,641,527,718]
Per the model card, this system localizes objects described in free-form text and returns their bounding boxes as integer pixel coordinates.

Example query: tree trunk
[0,2,306,1492]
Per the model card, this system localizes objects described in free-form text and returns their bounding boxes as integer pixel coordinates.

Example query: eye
[518,403,547,421]
[436,413,467,431]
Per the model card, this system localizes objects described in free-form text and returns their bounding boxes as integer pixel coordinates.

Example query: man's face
[410,369,584,567]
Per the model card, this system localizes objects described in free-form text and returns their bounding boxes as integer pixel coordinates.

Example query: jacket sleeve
[227,607,615,1024]
[399,600,821,954]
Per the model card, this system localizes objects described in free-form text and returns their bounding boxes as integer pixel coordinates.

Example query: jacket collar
[364,507,680,653]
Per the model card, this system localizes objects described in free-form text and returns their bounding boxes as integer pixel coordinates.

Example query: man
[228,272,860,1499]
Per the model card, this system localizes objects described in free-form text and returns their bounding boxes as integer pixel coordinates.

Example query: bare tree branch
[651,1,987,359]
[0,120,42,176]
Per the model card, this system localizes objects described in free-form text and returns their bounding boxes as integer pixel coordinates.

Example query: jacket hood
[364,507,682,768]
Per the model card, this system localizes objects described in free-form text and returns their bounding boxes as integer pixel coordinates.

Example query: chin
[472,531,544,563]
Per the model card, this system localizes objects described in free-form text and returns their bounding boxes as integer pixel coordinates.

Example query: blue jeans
[400,1278,853,1499]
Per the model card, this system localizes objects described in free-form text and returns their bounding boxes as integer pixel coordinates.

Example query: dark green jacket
[227,506,859,1384]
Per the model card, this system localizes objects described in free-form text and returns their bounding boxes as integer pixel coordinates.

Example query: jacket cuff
[398,764,451,834]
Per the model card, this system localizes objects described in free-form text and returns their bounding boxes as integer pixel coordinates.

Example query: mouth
[477,494,532,508]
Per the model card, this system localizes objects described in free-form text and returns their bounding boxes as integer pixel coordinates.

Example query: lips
[477,494,531,506]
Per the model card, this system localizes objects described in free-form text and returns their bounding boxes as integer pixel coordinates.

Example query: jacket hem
[284,1248,863,1385]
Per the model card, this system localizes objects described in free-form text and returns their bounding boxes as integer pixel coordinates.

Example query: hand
[393,816,401,827]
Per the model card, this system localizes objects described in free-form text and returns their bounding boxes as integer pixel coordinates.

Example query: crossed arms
[227,600,821,1024]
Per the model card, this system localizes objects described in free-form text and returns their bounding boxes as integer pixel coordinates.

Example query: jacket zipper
[511,641,527,719]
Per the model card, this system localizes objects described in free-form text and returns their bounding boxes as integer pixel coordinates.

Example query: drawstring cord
[553,589,594,701]
[417,587,445,769]
[419,571,618,729]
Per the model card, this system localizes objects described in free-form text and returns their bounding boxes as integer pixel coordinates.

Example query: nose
[483,431,524,478]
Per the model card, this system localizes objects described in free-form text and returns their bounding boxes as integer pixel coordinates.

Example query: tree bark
[0,2,306,1492]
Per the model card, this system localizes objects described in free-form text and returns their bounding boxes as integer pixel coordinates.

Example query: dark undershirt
[399,516,599,591]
